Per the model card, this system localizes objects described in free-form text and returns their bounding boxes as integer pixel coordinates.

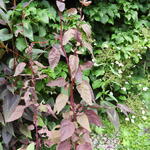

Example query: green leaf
[23,21,33,41]
[38,116,45,127]
[0,28,13,41]
[16,37,27,51]
[20,125,32,138]
[26,143,35,150]
[37,9,49,24]
[32,49,46,59]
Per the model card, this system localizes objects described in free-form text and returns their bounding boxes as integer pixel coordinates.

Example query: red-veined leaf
[54,93,69,114]
[47,77,67,87]
[69,55,79,79]
[14,62,26,76]
[76,142,92,150]
[85,109,102,126]
[48,46,61,69]
[56,1,65,12]
[57,140,71,150]
[60,119,75,141]
[77,113,91,132]
[77,80,94,105]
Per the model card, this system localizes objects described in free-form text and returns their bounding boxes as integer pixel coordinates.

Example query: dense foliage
[0,0,150,150]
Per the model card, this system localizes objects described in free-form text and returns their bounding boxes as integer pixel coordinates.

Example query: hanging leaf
[57,140,71,150]
[76,142,92,150]
[80,61,93,71]
[6,105,26,122]
[117,104,134,116]
[14,62,26,76]
[80,0,92,7]
[56,1,65,12]
[77,80,94,105]
[48,46,61,69]
[69,55,79,79]
[62,29,76,45]
[77,113,91,132]
[53,44,65,57]
[81,24,91,37]
[3,92,20,122]
[54,93,69,114]
[106,107,120,131]
[20,124,32,138]
[0,112,4,123]
[60,119,75,141]
[47,77,67,87]
[85,109,102,126]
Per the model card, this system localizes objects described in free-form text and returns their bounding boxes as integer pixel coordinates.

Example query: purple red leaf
[60,119,75,142]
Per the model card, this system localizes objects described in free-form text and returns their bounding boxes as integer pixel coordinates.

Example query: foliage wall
[0,0,150,150]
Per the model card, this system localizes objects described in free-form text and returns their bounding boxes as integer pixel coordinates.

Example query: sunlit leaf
[77,80,94,105]
[69,55,79,79]
[81,24,91,37]
[54,93,69,114]
[0,28,13,41]
[77,113,91,132]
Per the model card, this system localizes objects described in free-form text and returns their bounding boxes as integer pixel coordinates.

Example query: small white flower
[109,92,113,96]
[142,116,147,120]
[137,54,141,57]
[118,69,123,74]
[125,82,129,84]
[143,87,148,91]
[132,115,135,119]
[121,87,126,91]
[128,75,131,78]
[125,117,130,121]
[115,61,119,65]
[139,84,142,87]
[118,63,124,67]
[142,110,145,115]
[131,119,135,123]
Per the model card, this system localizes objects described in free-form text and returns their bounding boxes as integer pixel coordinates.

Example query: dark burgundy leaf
[3,92,20,122]
[117,104,134,116]
[0,77,6,85]
[106,107,120,131]
[2,123,14,145]
[80,61,93,71]
[47,77,67,87]
[48,46,61,69]
[56,1,65,12]
[57,140,71,150]
[85,109,102,126]
[76,142,92,150]
[60,119,75,141]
